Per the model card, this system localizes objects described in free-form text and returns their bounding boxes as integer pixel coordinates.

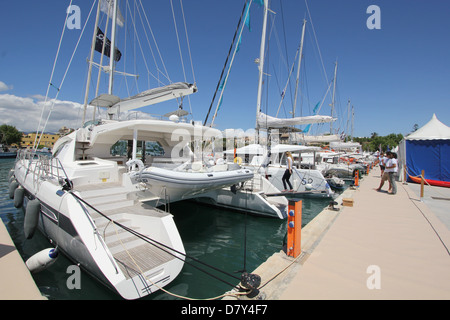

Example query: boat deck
[75,182,178,280]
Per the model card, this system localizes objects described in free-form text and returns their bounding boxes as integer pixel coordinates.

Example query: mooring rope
[68,191,249,299]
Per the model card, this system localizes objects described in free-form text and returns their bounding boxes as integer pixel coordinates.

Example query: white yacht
[193,143,334,219]
[8,1,253,299]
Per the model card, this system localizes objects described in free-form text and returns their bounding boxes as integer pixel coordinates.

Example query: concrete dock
[227,167,450,300]
[0,220,45,300]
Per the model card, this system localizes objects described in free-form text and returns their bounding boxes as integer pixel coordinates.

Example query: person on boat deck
[375,151,391,192]
[282,151,294,192]
[385,152,398,195]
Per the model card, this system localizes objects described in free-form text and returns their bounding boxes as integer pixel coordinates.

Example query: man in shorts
[385,152,398,194]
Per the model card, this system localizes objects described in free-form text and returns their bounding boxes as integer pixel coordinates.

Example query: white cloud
[0,81,13,92]
[0,93,157,133]
[0,94,83,132]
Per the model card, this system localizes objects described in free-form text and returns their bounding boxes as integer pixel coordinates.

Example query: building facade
[21,132,60,149]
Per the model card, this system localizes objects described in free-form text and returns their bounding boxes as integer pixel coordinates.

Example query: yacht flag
[303,101,321,133]
[100,0,125,27]
[95,28,122,62]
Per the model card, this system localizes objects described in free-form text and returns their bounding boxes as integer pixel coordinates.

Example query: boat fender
[233,157,242,165]
[9,175,16,184]
[26,248,59,273]
[24,199,41,239]
[305,184,313,191]
[8,169,15,179]
[13,187,25,208]
[9,181,19,199]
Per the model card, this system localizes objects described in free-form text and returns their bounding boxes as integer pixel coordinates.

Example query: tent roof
[406,114,450,140]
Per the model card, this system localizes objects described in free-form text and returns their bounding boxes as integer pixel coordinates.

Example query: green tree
[354,133,404,152]
[0,124,22,146]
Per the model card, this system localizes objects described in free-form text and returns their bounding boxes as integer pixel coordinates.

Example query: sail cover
[257,112,336,128]
[90,82,197,115]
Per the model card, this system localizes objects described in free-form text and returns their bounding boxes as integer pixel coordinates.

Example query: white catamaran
[9,0,252,299]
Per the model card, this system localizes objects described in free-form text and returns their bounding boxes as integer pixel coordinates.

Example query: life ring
[234,157,242,165]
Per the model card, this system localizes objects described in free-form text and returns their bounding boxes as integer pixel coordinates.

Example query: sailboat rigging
[10,0,254,300]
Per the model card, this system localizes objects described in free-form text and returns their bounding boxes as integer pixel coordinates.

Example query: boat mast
[255,0,269,140]
[82,0,102,125]
[351,105,354,141]
[108,0,119,95]
[330,60,338,134]
[292,19,306,118]
[346,98,350,140]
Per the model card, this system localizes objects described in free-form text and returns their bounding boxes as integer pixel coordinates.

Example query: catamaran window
[111,140,128,156]
[110,140,165,158]
[145,141,165,156]
[53,141,69,158]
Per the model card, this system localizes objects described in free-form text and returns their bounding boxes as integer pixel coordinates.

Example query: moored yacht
[8,0,253,299]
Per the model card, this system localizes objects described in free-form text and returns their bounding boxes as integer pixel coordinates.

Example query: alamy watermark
[367,5,381,30]
[66,5,81,30]
[66,265,81,290]
[366,265,381,290]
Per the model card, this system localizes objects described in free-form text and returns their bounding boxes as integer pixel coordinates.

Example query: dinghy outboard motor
[26,248,59,273]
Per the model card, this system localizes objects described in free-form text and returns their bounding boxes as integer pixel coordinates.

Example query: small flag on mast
[100,0,125,28]
[95,28,122,62]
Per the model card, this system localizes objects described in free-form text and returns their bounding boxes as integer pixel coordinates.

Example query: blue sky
[1,0,449,138]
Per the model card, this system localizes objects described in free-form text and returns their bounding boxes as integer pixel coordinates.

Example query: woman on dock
[282,151,294,192]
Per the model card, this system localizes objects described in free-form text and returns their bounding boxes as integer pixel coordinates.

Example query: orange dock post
[287,200,302,258]
[354,169,359,187]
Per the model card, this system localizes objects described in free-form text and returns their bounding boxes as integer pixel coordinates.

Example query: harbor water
[0,158,334,300]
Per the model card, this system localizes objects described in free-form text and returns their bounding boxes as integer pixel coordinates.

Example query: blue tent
[398,114,450,186]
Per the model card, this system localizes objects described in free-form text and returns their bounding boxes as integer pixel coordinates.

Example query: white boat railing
[18,150,71,192]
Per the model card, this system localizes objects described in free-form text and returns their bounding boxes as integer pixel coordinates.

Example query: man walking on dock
[385,152,398,194]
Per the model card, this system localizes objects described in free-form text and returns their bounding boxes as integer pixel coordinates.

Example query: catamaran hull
[193,189,287,218]
[22,193,114,290]
[11,160,185,300]
[260,166,334,198]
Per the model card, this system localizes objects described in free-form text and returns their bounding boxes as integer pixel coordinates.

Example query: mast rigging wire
[35,0,97,150]
[33,0,74,150]
[203,0,249,126]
